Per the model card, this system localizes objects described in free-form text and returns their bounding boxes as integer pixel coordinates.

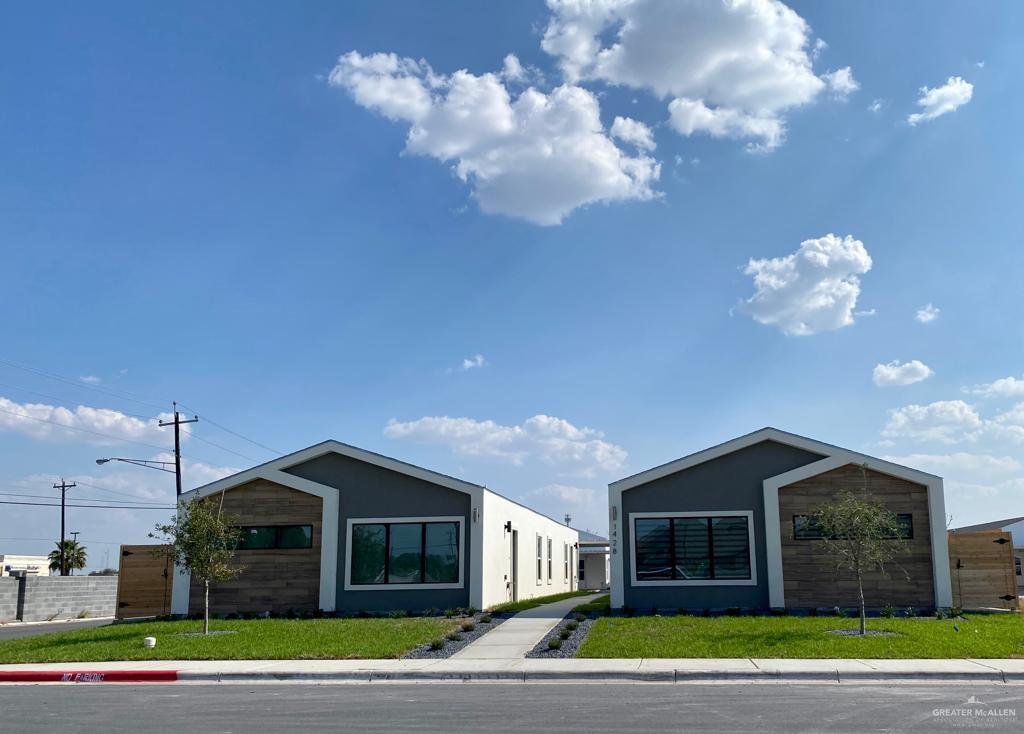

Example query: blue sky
[1,1,1022,570]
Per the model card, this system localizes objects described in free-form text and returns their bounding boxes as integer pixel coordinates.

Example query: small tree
[153,494,242,634]
[48,540,87,576]
[813,469,907,635]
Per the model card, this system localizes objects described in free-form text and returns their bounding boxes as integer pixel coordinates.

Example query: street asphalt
[1,683,1021,733]
[0,618,111,641]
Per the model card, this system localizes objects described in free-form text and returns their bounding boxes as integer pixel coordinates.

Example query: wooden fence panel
[947,530,1019,611]
[115,544,172,619]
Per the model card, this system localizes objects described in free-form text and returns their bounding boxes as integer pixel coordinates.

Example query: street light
[95,457,175,473]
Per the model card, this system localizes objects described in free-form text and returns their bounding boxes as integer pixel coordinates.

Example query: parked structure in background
[0,554,50,577]
[171,440,580,615]
[577,530,610,591]
[608,428,952,612]
[953,516,1024,597]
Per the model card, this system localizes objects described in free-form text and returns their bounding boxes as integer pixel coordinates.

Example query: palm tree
[48,540,87,576]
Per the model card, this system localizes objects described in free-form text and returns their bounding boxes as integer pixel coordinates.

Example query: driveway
[0,618,112,642]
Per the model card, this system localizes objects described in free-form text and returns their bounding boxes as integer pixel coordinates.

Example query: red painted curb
[0,670,179,683]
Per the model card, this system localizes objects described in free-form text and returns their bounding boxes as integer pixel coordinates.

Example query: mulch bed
[404,614,508,659]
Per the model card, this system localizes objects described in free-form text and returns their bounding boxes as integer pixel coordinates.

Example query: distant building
[0,554,50,577]
[577,530,610,591]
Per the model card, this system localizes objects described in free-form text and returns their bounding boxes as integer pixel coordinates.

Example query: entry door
[511,530,519,602]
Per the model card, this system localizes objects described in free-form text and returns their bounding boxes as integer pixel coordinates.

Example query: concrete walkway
[451,593,602,660]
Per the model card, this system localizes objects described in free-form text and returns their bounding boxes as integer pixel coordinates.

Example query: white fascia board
[183,440,485,500]
[609,428,940,493]
[171,468,340,613]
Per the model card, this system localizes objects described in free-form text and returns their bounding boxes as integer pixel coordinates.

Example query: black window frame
[633,515,752,582]
[349,520,460,586]
[792,513,914,540]
[236,524,314,550]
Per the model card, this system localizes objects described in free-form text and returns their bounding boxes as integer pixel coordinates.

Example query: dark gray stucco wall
[285,454,471,613]
[621,440,823,610]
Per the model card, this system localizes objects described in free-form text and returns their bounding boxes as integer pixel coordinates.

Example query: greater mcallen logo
[933,695,1017,727]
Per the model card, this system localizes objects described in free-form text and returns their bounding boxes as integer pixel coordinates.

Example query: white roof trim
[182,439,485,500]
[610,427,941,492]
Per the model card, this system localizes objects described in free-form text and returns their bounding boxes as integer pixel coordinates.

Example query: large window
[349,521,459,586]
[634,515,752,582]
[793,513,913,540]
[237,525,313,550]
[536,535,543,582]
[563,542,569,581]
[547,538,553,582]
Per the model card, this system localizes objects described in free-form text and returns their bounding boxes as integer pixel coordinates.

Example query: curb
[2,669,1020,685]
[0,670,178,683]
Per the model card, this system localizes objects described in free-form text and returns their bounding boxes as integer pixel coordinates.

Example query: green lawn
[578,614,1024,659]
[572,594,610,615]
[0,617,459,663]
[488,590,594,615]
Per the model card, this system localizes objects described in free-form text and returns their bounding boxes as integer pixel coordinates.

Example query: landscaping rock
[404,614,508,659]
[526,617,596,659]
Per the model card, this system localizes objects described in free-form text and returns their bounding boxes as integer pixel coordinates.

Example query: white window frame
[546,537,553,584]
[563,542,569,581]
[343,515,465,591]
[536,533,543,585]
[628,510,758,587]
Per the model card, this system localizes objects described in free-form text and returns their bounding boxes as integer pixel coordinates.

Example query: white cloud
[990,402,1024,444]
[542,0,842,151]
[329,51,660,225]
[668,98,784,152]
[821,67,859,100]
[384,414,627,475]
[883,452,1022,482]
[79,375,102,385]
[882,400,984,444]
[867,99,883,114]
[738,233,872,336]
[461,354,486,371]
[915,303,940,323]
[502,53,526,82]
[0,396,180,446]
[610,116,656,151]
[907,76,973,125]
[872,360,933,387]
[963,376,1024,399]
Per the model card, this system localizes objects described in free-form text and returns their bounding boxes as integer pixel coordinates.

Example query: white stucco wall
[480,491,579,609]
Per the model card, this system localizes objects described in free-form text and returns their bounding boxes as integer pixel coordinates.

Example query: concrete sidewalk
[3,657,1024,684]
[451,593,602,660]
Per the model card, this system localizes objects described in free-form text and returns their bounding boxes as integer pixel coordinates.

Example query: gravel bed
[526,616,597,658]
[404,614,508,659]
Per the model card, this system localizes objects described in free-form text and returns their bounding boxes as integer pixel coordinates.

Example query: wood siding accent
[116,544,172,619]
[189,480,322,615]
[948,530,1019,611]
[778,465,935,609]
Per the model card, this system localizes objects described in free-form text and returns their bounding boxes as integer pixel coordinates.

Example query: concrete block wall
[17,576,118,622]
[0,577,19,622]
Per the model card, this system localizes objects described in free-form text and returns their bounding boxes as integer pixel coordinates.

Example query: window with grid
[634,516,751,581]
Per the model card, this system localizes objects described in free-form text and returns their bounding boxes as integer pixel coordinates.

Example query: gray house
[608,428,953,611]
[171,440,579,615]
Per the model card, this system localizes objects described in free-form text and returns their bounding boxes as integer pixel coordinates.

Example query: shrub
[466,606,478,616]
[480,614,492,624]
[388,609,409,619]
[547,638,563,650]
[881,604,897,618]
[460,621,475,632]
[444,608,458,619]
[446,632,463,642]
[904,606,918,618]
[559,628,571,640]
[573,613,586,623]
[950,606,964,618]
[565,620,579,631]
[429,639,445,651]
[934,608,947,620]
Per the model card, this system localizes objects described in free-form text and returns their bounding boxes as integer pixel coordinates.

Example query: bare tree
[813,466,907,635]
[152,494,242,635]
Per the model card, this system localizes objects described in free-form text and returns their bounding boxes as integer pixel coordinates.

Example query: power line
[187,431,257,463]
[177,404,282,456]
[0,491,167,506]
[68,479,168,503]
[0,405,170,452]
[0,358,167,411]
[0,500,175,510]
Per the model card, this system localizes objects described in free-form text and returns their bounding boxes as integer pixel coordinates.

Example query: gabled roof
[954,516,1024,533]
[185,439,486,499]
[610,427,941,492]
[576,529,608,543]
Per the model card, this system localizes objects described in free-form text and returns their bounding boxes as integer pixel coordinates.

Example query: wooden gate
[115,544,173,619]
[948,530,1019,611]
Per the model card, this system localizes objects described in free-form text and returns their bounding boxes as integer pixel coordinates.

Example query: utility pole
[159,402,198,497]
[54,478,76,576]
